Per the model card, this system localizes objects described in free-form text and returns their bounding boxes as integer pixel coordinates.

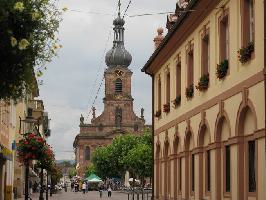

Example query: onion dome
[105,14,132,68]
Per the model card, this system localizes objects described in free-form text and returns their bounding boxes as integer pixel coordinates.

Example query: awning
[85,174,102,182]
[0,145,13,161]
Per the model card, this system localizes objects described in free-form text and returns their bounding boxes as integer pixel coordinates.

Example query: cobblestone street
[18,190,132,200]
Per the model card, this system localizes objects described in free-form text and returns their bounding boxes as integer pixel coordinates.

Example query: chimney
[153,27,164,50]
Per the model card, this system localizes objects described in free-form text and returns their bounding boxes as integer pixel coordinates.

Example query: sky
[39,0,175,160]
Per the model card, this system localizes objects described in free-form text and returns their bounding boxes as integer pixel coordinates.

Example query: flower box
[155,110,161,118]
[238,42,254,64]
[185,84,194,99]
[163,103,170,113]
[196,74,209,91]
[216,59,229,80]
[173,95,181,107]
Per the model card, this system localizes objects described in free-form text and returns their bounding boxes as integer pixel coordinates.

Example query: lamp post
[19,114,40,200]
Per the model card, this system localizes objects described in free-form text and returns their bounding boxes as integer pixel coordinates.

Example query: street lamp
[19,112,40,200]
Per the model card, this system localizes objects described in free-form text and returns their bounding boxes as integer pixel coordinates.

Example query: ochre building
[142,0,265,200]
[74,12,148,176]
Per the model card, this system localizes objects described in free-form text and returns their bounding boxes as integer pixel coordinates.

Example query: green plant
[216,59,229,80]
[238,42,254,64]
[196,74,209,91]
[185,84,194,99]
[0,0,63,99]
[173,95,181,107]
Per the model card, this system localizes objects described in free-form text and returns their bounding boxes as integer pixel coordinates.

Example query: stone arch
[236,99,257,136]
[236,99,258,200]
[198,119,211,147]
[214,110,231,142]
[184,127,195,151]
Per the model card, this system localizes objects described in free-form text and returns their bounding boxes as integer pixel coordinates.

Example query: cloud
[39,0,174,159]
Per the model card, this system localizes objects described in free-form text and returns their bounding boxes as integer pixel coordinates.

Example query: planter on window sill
[186,84,194,99]
[196,74,209,91]
[238,42,254,64]
[216,59,229,80]
[172,95,181,107]
[155,110,161,118]
[163,103,170,113]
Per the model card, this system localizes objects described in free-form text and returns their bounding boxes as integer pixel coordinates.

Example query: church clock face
[115,70,124,76]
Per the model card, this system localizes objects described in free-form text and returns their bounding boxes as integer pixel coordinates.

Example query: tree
[85,163,96,177]
[0,0,63,99]
[68,167,76,179]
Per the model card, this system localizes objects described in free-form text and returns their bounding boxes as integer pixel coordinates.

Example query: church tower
[73,2,148,176]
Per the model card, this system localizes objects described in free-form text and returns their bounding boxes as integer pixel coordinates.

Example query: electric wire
[122,0,132,19]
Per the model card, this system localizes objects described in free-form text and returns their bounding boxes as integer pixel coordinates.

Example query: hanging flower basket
[155,110,161,118]
[196,74,209,91]
[185,84,194,99]
[17,132,46,164]
[238,42,254,64]
[163,103,170,113]
[173,95,181,107]
[36,145,55,171]
[216,59,228,80]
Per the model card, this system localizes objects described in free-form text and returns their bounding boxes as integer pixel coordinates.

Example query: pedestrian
[86,182,89,193]
[107,186,112,197]
[99,189,103,198]
[82,182,86,194]
[71,182,74,192]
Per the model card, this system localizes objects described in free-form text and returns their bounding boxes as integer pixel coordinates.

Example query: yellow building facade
[142,0,265,200]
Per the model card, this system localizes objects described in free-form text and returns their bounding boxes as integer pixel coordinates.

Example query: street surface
[18,190,131,200]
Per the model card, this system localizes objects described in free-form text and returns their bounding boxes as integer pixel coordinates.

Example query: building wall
[151,0,265,200]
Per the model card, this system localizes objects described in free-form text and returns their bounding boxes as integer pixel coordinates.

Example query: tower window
[115,78,122,93]
[84,146,90,160]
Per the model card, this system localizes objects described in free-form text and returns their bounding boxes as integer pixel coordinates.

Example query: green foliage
[0,0,63,99]
[216,59,229,80]
[185,84,194,99]
[124,143,152,178]
[85,163,96,177]
[68,167,77,179]
[92,131,152,180]
[196,73,209,91]
[238,42,254,64]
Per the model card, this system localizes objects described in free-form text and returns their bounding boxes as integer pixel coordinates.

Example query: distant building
[73,11,149,177]
[142,0,265,200]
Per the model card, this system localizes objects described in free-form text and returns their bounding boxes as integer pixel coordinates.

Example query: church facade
[73,11,147,176]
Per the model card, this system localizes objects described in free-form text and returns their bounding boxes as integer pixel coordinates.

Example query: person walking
[82,182,86,194]
[107,186,112,197]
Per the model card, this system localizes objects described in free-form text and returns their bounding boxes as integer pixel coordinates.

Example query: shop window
[191,154,195,192]
[248,140,256,192]
[225,145,231,192]
[206,150,211,192]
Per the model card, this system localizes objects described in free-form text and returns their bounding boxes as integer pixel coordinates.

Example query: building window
[225,145,231,192]
[84,146,90,160]
[201,30,210,75]
[176,61,181,97]
[206,150,211,192]
[187,48,194,87]
[115,78,122,93]
[248,140,256,192]
[191,154,195,192]
[166,72,170,103]
[158,78,162,111]
[179,158,182,191]
[219,13,229,62]
[242,0,254,46]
